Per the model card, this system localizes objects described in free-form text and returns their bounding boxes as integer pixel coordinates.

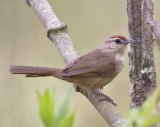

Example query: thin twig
[26,0,125,126]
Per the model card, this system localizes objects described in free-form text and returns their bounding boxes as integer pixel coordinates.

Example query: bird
[10,35,134,105]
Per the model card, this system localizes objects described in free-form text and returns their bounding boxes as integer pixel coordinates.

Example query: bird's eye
[115,39,121,43]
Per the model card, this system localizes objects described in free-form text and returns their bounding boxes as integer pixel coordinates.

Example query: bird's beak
[123,39,135,44]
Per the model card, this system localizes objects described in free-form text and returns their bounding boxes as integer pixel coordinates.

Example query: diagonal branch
[26,0,125,126]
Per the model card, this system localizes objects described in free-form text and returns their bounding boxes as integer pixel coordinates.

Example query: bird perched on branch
[10,35,134,105]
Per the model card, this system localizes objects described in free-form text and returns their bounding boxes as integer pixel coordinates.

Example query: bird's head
[100,35,135,55]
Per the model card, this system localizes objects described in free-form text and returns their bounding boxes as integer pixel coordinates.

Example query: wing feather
[61,49,115,77]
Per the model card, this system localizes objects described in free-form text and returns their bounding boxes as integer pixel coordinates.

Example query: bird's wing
[61,49,116,77]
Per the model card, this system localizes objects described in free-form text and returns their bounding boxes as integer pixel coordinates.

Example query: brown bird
[10,35,134,105]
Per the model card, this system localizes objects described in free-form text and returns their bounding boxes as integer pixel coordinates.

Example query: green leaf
[122,87,160,127]
[57,111,76,127]
[140,96,156,117]
[37,87,75,127]
[142,112,160,127]
[36,91,42,102]
[54,87,73,127]
[140,87,160,118]
[37,89,55,127]
[128,108,140,123]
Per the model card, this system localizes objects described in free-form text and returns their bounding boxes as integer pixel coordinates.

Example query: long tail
[10,65,61,77]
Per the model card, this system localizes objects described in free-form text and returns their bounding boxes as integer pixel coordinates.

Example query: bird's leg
[73,84,81,92]
[94,89,117,106]
[100,87,103,90]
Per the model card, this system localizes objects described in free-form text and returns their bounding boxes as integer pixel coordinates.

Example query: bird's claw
[97,95,117,106]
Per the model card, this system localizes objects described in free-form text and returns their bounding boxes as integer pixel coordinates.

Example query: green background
[0,0,160,127]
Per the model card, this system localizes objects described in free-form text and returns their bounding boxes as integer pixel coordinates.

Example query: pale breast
[114,54,125,72]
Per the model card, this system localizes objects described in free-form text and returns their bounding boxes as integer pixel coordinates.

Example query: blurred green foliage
[121,87,160,127]
[37,87,75,127]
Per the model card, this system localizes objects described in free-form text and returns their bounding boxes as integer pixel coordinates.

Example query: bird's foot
[94,89,117,106]
[100,87,103,90]
[73,84,81,92]
[97,94,117,106]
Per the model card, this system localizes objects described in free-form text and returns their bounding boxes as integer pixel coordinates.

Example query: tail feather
[10,66,60,77]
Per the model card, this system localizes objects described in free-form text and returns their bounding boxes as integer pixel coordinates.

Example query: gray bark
[154,19,160,48]
[127,0,157,109]
[26,0,125,126]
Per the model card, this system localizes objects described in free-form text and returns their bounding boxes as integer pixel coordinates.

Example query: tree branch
[154,18,160,48]
[127,0,156,109]
[26,0,125,126]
